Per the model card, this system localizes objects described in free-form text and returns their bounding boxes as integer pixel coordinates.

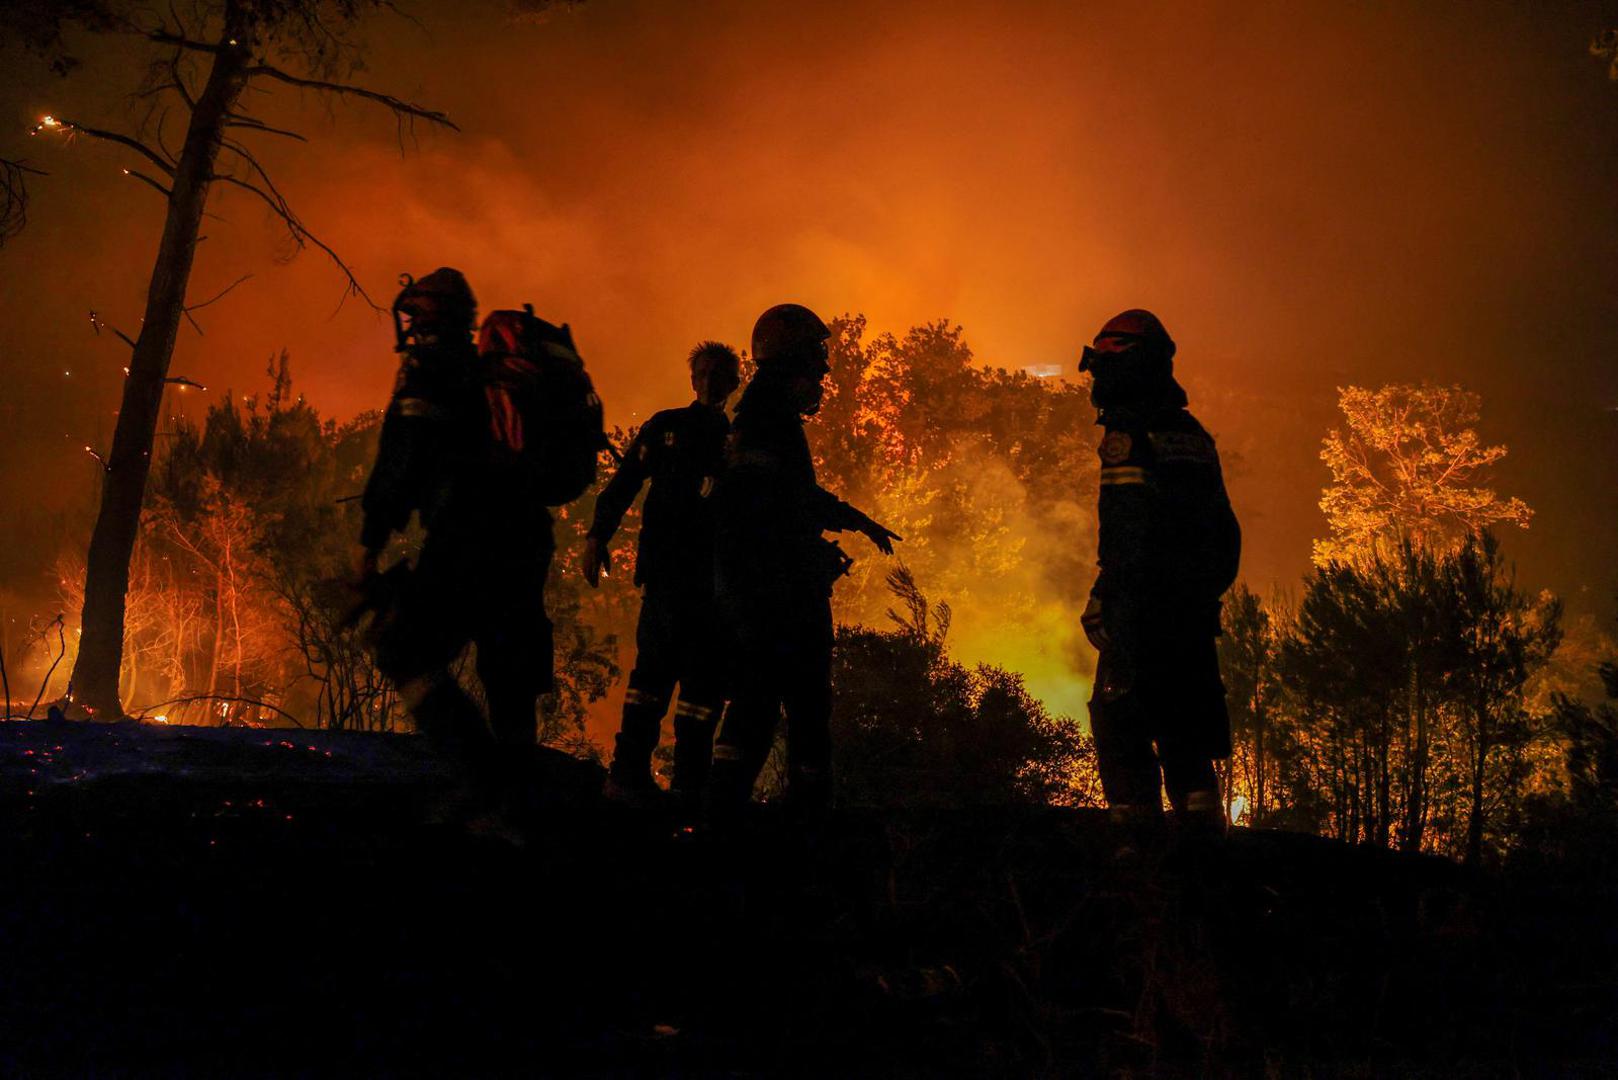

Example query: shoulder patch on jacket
[1148,430,1216,464]
[1099,431,1133,465]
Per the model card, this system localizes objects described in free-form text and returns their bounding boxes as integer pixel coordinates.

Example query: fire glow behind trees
[0,3,1616,852]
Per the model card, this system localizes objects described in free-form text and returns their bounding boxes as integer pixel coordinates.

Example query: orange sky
[4,0,1618,624]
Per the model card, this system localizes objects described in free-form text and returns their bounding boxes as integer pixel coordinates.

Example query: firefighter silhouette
[585,341,741,811]
[1079,309,1241,828]
[357,268,557,817]
[707,304,900,819]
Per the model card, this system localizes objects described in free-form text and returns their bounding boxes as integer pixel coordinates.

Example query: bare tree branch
[129,692,307,728]
[88,310,138,351]
[246,63,460,131]
[212,173,377,310]
[169,51,197,109]
[1,157,47,246]
[186,273,254,313]
[36,117,176,177]
[147,28,227,55]
[25,616,66,720]
[123,167,173,198]
[224,115,308,142]
[154,107,179,164]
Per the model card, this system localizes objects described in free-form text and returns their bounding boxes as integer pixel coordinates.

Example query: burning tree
[814,316,1100,713]
[1313,384,1531,567]
[9,1,459,718]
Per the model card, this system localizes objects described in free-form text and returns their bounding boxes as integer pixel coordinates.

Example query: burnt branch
[123,168,173,198]
[88,310,138,351]
[169,52,198,109]
[246,63,460,132]
[224,114,308,142]
[25,615,66,721]
[154,108,179,164]
[212,172,377,310]
[130,693,307,728]
[41,118,176,177]
[146,28,227,55]
[1,157,46,246]
[186,273,253,313]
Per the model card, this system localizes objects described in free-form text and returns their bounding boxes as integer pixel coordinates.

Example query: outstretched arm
[808,486,901,555]
[583,425,653,586]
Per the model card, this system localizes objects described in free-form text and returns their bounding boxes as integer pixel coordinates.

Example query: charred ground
[1,719,1613,1076]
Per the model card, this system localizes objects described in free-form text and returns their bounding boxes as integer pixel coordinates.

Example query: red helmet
[393,267,477,336]
[751,303,830,373]
[1095,309,1174,358]
[1080,308,1184,411]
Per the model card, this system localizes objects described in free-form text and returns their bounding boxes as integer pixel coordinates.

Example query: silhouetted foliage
[1220,535,1563,861]
[1218,584,1283,827]
[828,568,1100,808]
[1555,650,1618,812]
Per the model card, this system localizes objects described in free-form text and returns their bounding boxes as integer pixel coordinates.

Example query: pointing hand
[863,520,902,556]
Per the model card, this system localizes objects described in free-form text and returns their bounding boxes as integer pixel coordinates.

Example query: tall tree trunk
[1465,700,1490,865]
[1254,681,1267,828]
[66,29,250,718]
[1402,665,1429,852]
[1377,706,1392,848]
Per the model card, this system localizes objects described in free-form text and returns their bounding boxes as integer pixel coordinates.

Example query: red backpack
[477,305,608,506]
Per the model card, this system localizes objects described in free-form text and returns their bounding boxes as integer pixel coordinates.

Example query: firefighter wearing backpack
[584,341,742,811]
[706,304,901,820]
[358,268,603,812]
[1078,309,1241,832]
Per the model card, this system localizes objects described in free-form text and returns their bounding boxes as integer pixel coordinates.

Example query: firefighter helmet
[1079,308,1183,411]
[1083,309,1175,367]
[393,267,477,335]
[751,303,830,373]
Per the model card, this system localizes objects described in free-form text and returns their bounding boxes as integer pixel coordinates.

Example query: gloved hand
[847,507,901,555]
[1081,594,1108,651]
[860,518,902,556]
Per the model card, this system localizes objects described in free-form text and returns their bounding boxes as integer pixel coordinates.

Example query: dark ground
[0,719,1614,1077]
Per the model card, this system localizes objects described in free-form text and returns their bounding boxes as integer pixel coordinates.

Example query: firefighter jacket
[588,401,730,589]
[1091,401,1241,639]
[360,335,484,552]
[713,374,867,606]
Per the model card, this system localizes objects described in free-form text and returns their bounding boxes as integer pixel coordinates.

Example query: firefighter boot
[1176,788,1229,837]
[669,701,719,816]
[604,686,668,806]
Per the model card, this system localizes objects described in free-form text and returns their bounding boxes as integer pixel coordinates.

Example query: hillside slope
[0,719,1611,1075]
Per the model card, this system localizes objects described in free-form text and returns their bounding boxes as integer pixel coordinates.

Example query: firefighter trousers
[372,530,554,792]
[1088,626,1229,814]
[609,581,727,802]
[708,594,835,817]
